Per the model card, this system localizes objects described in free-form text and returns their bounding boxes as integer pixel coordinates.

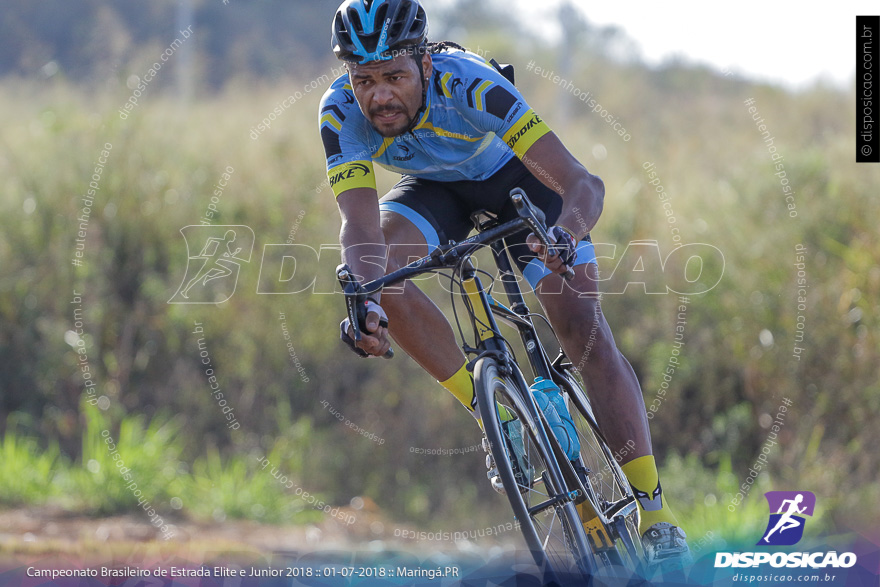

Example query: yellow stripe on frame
[463,277,495,341]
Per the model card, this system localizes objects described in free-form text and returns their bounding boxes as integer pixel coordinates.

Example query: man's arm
[522,131,605,240]
[336,187,392,356]
[519,132,605,273]
[337,187,386,291]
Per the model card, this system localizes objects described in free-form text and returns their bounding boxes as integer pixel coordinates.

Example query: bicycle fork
[460,259,586,516]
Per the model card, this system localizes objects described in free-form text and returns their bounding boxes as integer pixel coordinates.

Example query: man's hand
[339,300,391,358]
[526,225,577,275]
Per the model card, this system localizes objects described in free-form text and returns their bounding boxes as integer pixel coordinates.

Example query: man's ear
[421,51,432,80]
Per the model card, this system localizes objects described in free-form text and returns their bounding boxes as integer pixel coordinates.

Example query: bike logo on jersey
[169,226,255,304]
[393,144,416,162]
[758,491,816,546]
[328,162,372,188]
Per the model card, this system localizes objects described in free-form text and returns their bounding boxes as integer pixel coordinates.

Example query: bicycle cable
[523,310,564,356]
[457,264,495,338]
[436,268,471,351]
[451,259,523,366]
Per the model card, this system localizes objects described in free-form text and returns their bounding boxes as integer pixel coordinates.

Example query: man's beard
[368,104,413,137]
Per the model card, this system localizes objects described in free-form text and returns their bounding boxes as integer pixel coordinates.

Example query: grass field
[1,45,878,555]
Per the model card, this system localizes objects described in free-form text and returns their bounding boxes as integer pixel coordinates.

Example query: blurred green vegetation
[0,404,322,525]
[0,0,878,547]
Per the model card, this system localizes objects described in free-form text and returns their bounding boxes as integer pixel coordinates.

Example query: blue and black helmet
[332,0,429,64]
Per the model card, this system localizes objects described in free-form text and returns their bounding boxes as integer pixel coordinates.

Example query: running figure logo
[169,226,254,304]
[757,491,816,546]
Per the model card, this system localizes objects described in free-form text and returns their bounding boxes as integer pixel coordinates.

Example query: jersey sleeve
[447,55,552,158]
[318,81,377,197]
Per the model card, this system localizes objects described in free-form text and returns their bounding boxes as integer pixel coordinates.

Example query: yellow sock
[438,362,481,423]
[438,362,516,428]
[620,455,680,535]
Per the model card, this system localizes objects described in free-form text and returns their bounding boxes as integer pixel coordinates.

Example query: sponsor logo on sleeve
[505,102,523,124]
[506,113,542,149]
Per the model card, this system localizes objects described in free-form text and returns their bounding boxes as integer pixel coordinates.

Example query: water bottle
[530,377,580,460]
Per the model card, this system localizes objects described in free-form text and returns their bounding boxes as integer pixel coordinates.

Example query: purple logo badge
[758,491,816,546]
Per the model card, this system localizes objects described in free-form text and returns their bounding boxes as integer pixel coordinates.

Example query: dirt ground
[0,501,517,566]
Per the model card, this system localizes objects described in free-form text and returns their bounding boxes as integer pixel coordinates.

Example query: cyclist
[320,0,689,568]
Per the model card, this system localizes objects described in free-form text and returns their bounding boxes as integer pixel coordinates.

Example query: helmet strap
[402,47,429,135]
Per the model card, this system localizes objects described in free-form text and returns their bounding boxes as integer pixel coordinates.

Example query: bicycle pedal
[485,447,506,494]
[485,451,531,496]
[488,474,506,495]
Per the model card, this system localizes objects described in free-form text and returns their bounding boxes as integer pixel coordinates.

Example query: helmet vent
[347,8,364,34]
[411,7,426,35]
[374,3,389,35]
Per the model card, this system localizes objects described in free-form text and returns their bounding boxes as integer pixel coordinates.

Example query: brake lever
[509,189,575,281]
[336,265,394,359]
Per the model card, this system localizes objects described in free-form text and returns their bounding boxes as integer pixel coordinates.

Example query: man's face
[348,52,432,137]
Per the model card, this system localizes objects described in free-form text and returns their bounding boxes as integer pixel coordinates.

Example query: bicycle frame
[471,237,627,549]
[336,189,624,551]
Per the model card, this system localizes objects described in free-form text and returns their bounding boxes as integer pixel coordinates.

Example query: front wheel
[474,357,594,580]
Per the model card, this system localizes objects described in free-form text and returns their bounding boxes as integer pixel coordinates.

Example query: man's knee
[564,300,619,368]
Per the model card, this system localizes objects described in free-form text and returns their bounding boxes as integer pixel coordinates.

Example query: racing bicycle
[336,188,643,580]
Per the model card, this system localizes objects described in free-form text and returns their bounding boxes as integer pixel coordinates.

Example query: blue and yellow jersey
[318,49,552,197]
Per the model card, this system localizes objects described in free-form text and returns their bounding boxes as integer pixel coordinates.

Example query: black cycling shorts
[378,156,596,289]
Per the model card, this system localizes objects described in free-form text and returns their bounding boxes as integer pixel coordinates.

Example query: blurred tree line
[2,0,334,86]
[0,0,533,87]
[0,0,878,534]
